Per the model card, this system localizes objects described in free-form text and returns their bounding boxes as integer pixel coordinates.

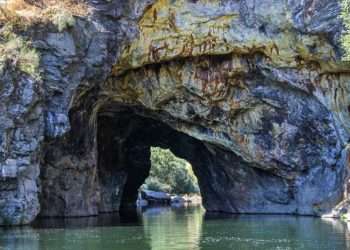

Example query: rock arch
[39,53,347,216]
[1,0,350,226]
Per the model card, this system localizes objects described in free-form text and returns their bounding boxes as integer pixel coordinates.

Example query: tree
[142,147,200,194]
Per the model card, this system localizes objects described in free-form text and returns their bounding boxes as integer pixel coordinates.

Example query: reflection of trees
[141,206,204,250]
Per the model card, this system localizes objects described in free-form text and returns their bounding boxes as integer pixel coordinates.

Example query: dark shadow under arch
[97,107,212,212]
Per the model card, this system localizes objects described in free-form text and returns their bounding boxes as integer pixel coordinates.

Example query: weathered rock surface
[0,65,43,225]
[141,190,171,204]
[1,0,350,225]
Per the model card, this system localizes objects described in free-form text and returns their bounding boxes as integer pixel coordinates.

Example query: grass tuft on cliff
[0,25,40,77]
[0,0,89,77]
[0,0,87,32]
[45,6,76,32]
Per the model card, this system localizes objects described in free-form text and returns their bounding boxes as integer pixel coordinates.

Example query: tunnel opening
[96,106,291,215]
[39,104,314,218]
[138,146,201,206]
[97,106,208,213]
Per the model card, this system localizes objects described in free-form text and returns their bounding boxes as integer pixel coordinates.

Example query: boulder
[141,190,171,205]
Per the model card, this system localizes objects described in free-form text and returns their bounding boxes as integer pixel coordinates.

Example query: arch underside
[39,51,347,218]
[2,0,350,227]
[39,103,345,217]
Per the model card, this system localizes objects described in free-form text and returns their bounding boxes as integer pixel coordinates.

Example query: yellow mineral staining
[188,55,249,103]
[112,0,339,77]
[98,75,144,107]
[113,0,238,75]
[315,73,350,134]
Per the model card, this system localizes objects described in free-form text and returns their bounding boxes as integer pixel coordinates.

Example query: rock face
[1,0,350,225]
[0,68,43,225]
[141,190,171,205]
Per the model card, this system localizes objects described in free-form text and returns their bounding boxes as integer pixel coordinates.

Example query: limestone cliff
[0,0,350,225]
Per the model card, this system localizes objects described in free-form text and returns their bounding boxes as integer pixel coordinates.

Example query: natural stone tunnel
[39,101,346,217]
[96,108,209,211]
[1,0,350,226]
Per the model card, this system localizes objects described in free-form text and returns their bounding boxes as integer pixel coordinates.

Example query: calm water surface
[1,206,350,250]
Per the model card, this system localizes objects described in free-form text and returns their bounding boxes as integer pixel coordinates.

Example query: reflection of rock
[2,0,350,225]
[0,227,40,250]
[137,199,149,207]
[171,196,185,206]
[136,192,149,207]
[200,215,350,249]
[171,195,202,207]
[322,218,350,250]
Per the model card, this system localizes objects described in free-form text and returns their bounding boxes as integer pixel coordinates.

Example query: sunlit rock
[1,0,350,225]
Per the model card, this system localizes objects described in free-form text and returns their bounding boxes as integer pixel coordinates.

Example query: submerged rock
[0,0,350,225]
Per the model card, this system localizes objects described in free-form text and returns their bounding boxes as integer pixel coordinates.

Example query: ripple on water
[0,207,349,250]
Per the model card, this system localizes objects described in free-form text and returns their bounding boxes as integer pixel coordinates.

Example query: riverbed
[1,206,350,250]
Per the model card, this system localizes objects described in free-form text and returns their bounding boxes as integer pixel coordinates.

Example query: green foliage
[143,147,200,194]
[144,177,172,193]
[341,0,350,60]
[50,8,75,32]
[0,25,40,77]
[340,213,348,221]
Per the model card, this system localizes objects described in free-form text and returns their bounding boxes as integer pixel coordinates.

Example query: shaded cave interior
[39,104,301,218]
[97,107,209,213]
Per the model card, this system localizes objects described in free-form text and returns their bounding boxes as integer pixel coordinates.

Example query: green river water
[1,206,350,250]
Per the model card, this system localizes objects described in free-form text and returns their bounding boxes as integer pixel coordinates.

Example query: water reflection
[1,206,350,250]
[0,227,39,250]
[200,214,350,250]
[142,206,204,250]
